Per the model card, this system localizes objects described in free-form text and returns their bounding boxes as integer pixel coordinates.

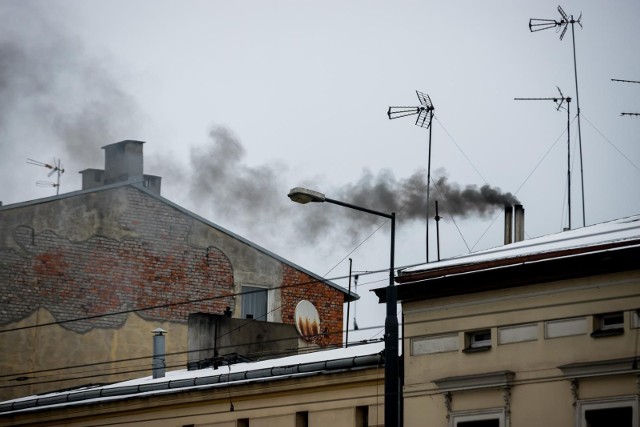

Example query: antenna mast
[388,90,435,262]
[515,87,573,230]
[612,79,640,117]
[27,158,65,195]
[530,5,586,227]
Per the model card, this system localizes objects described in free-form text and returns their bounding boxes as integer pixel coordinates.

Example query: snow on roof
[401,214,640,275]
[0,341,384,414]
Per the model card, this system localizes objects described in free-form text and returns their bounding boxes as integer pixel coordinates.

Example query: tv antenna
[612,79,640,117]
[515,87,574,230]
[530,5,586,227]
[27,158,65,195]
[388,90,435,262]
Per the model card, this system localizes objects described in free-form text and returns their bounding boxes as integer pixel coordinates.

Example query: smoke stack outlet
[152,328,167,379]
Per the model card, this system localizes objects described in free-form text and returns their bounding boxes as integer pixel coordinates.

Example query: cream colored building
[0,343,385,427]
[377,214,640,427]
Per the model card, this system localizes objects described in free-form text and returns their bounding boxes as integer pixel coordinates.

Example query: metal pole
[384,212,399,427]
[296,193,399,426]
[571,17,586,226]
[435,200,441,261]
[426,122,433,263]
[346,258,352,348]
[566,98,572,230]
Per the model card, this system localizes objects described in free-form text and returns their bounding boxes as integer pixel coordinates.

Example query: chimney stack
[514,204,525,242]
[504,206,513,245]
[79,140,162,194]
[152,328,167,379]
[504,204,525,244]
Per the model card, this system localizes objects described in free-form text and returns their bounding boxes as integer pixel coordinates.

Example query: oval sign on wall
[295,300,321,340]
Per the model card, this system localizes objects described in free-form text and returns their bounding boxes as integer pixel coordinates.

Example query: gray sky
[1,0,639,342]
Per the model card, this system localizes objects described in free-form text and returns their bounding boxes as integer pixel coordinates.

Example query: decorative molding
[571,379,580,407]
[434,371,515,392]
[558,357,638,378]
[444,392,452,420]
[503,386,512,422]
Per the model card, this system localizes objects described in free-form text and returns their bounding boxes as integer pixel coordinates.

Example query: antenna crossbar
[612,79,640,84]
[27,157,65,195]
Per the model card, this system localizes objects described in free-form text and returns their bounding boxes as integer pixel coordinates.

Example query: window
[451,410,505,427]
[295,411,308,427]
[464,329,491,353]
[241,285,268,320]
[577,397,638,427]
[591,312,624,338]
[237,418,250,427]
[356,406,369,427]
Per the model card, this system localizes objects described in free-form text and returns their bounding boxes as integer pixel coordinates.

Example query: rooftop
[0,341,384,415]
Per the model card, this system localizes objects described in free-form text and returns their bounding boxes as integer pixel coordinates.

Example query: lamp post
[288,187,399,427]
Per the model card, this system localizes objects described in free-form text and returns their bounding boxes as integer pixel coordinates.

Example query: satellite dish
[294,300,321,341]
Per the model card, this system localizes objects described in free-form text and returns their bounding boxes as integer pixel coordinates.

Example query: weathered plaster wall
[0,184,346,399]
[0,309,186,400]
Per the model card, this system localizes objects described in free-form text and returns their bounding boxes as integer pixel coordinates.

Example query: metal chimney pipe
[152,328,167,379]
[514,204,525,242]
[504,206,513,245]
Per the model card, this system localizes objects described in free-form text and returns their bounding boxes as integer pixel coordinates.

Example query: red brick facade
[280,264,344,347]
[0,185,346,345]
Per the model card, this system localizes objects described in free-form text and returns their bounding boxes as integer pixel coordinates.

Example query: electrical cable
[4,293,638,393]
[434,115,490,185]
[429,173,471,253]
[0,267,393,335]
[581,113,640,175]
[470,117,574,251]
[322,219,389,278]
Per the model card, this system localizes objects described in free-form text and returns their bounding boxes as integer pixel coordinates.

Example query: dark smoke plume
[177,126,518,248]
[0,2,139,167]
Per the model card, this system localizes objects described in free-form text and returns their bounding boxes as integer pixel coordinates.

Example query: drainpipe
[152,328,167,379]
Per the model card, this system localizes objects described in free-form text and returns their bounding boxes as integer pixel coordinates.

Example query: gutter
[0,353,382,415]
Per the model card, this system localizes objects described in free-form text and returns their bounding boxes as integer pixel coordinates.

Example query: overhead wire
[581,112,640,175]
[0,268,382,335]
[470,115,576,251]
[6,288,638,395]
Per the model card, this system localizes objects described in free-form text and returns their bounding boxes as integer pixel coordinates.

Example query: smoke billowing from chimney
[0,2,139,168]
[169,125,519,248]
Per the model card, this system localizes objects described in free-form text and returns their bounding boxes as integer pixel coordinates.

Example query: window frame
[576,396,638,427]
[463,329,492,353]
[450,408,506,427]
[241,285,269,321]
[591,312,625,338]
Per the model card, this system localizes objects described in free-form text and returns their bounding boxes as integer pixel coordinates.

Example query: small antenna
[612,79,640,117]
[388,90,435,263]
[529,5,585,227]
[515,87,573,230]
[27,158,65,195]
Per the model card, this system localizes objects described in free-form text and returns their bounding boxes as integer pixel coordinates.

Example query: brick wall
[0,185,346,346]
[0,187,235,332]
[280,264,344,347]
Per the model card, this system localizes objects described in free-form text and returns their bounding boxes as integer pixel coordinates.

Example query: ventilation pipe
[152,328,167,379]
[514,204,525,242]
[504,206,513,245]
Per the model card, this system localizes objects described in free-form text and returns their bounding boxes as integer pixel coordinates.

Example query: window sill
[590,328,624,338]
[462,345,492,354]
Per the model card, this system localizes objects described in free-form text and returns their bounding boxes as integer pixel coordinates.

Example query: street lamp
[288,187,400,427]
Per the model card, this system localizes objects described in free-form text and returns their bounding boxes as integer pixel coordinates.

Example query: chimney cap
[101,140,146,150]
[151,328,167,335]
